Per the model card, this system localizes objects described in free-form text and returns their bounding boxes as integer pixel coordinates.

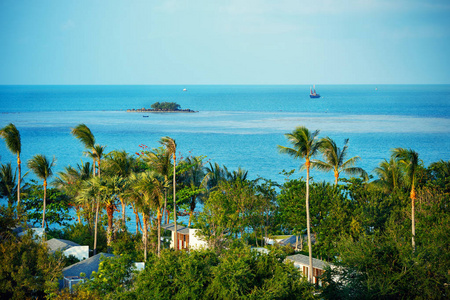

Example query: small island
[127,101,197,113]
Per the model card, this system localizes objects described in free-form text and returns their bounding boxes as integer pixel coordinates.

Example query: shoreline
[126,109,198,113]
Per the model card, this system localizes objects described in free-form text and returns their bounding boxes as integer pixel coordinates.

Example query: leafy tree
[27,154,56,228]
[0,231,63,299]
[79,254,136,299]
[150,102,181,111]
[0,123,22,213]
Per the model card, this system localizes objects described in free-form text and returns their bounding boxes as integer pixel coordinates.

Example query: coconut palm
[160,136,178,250]
[27,154,56,228]
[313,137,368,185]
[374,157,402,192]
[0,163,17,206]
[392,148,420,249]
[53,162,92,224]
[129,171,163,259]
[204,162,226,191]
[0,123,22,212]
[78,176,104,255]
[179,156,207,226]
[104,150,135,230]
[71,124,96,176]
[278,126,321,283]
[142,147,171,224]
[92,144,107,177]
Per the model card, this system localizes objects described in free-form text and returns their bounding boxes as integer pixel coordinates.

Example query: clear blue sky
[1,0,449,85]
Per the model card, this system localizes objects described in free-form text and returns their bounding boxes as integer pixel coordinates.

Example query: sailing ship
[310,85,320,98]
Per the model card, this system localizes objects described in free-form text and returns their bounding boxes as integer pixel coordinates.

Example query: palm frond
[27,154,56,181]
[71,124,95,149]
[0,123,21,155]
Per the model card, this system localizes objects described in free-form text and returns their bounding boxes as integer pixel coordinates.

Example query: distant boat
[143,115,149,118]
[310,85,320,98]
[183,88,187,92]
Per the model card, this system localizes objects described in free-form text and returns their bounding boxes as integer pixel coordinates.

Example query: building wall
[189,229,208,250]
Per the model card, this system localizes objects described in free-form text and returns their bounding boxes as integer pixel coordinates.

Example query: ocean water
[1,85,449,184]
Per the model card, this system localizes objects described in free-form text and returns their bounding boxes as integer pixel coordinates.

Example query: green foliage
[0,231,63,299]
[111,230,144,262]
[150,101,181,111]
[21,180,73,228]
[79,254,136,299]
[122,247,315,300]
[0,162,17,206]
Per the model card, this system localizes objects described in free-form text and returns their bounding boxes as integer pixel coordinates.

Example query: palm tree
[278,126,321,283]
[374,157,402,192]
[0,123,22,213]
[27,154,56,228]
[53,163,93,224]
[160,136,178,250]
[392,148,420,249]
[129,171,163,259]
[313,137,368,185]
[71,124,96,176]
[92,144,107,177]
[0,163,17,206]
[104,150,135,230]
[142,147,171,224]
[78,176,104,255]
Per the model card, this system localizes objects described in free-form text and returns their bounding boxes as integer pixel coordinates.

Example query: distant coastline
[126,108,198,113]
[127,101,197,113]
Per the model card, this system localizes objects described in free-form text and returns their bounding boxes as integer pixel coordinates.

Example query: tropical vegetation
[0,123,448,299]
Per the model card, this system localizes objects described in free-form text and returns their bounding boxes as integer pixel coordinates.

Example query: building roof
[161,223,188,233]
[285,254,331,270]
[46,238,81,252]
[62,253,114,279]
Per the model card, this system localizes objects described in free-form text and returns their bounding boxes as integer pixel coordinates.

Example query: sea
[1,85,449,228]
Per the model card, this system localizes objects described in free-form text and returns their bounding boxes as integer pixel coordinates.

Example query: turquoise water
[1,84,449,230]
[1,85,449,185]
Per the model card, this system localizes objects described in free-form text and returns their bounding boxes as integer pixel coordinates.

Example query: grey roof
[285,254,331,270]
[63,253,115,279]
[46,238,81,252]
[278,235,297,246]
[161,223,187,233]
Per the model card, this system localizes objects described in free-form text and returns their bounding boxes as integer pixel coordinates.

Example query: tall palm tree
[78,176,104,255]
[27,154,56,228]
[0,123,22,213]
[374,157,402,192]
[313,137,368,185]
[71,124,96,176]
[160,136,178,250]
[0,163,17,206]
[392,148,420,249]
[104,150,135,230]
[278,126,321,283]
[92,144,107,177]
[129,171,163,259]
[142,147,171,224]
[53,163,92,224]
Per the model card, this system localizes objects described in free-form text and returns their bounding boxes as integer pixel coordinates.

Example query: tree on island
[150,102,181,111]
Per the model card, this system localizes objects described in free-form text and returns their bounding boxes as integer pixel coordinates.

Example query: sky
[1,0,449,85]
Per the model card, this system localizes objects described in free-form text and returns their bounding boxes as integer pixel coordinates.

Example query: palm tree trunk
[411,185,416,250]
[106,203,114,250]
[334,170,339,186]
[120,197,126,231]
[173,154,177,250]
[143,215,148,261]
[157,210,162,256]
[306,164,313,283]
[42,180,47,228]
[94,196,100,255]
[17,155,21,215]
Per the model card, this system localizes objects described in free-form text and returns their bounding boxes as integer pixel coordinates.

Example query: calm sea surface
[1,85,449,227]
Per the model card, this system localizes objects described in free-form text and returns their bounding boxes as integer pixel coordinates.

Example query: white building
[161,223,208,250]
[285,254,333,285]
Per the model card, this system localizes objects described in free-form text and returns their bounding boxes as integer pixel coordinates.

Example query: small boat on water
[310,85,320,98]
[143,115,149,118]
